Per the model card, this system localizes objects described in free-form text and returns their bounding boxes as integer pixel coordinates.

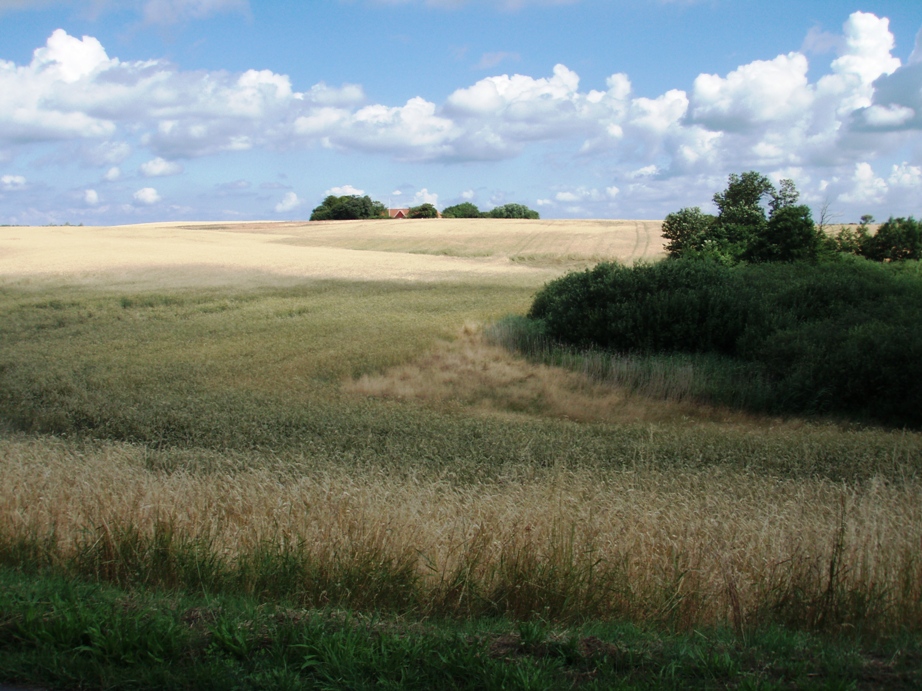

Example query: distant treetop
[310,195,387,221]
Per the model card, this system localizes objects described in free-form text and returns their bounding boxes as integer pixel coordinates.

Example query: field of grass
[1,220,920,688]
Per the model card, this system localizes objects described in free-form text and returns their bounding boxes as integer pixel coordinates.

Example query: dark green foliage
[826,216,922,262]
[408,202,439,219]
[745,205,823,263]
[528,258,922,426]
[860,216,922,261]
[441,202,482,218]
[487,203,540,219]
[309,194,387,221]
[661,207,716,258]
[665,172,816,264]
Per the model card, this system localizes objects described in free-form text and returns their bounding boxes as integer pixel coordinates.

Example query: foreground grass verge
[3,569,920,690]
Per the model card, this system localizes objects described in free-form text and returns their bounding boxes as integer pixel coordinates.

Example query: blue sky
[0,0,921,224]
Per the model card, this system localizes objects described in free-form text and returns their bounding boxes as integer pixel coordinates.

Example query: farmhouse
[388,208,410,219]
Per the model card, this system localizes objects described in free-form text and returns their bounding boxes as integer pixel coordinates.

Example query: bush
[408,203,439,219]
[527,258,922,426]
[441,202,481,218]
[487,203,540,219]
[860,217,922,262]
[310,195,387,221]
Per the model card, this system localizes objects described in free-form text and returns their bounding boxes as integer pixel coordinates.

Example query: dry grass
[347,325,779,427]
[2,432,919,629]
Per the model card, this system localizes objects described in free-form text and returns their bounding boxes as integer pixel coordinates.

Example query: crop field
[1,220,921,688]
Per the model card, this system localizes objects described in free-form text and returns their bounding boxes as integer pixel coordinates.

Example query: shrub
[408,203,439,219]
[310,195,388,221]
[487,203,540,219]
[527,258,922,426]
[441,202,481,218]
[860,217,922,262]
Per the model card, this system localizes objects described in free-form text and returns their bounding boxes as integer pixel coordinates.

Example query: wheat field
[1,218,920,632]
[0,218,665,290]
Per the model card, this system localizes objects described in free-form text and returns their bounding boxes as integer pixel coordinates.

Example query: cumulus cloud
[324,184,364,196]
[133,187,160,204]
[411,188,438,206]
[838,162,887,204]
[140,157,183,177]
[103,166,121,181]
[84,188,99,205]
[0,11,919,222]
[0,174,26,191]
[274,191,301,212]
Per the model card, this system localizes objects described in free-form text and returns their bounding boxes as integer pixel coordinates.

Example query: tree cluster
[441,202,540,219]
[309,195,387,221]
[661,172,821,264]
[408,203,439,219]
[663,171,921,265]
[827,215,922,262]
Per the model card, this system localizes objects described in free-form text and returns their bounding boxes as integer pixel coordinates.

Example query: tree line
[661,171,921,264]
[309,195,540,221]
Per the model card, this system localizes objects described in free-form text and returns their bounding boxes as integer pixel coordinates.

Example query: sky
[0,0,921,225]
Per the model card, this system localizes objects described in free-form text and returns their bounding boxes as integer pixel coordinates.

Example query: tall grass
[485,315,776,410]
[1,433,921,632]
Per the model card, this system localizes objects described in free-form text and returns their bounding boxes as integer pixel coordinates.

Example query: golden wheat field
[1,218,921,630]
[0,218,665,289]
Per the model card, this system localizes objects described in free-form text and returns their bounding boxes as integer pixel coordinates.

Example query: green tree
[441,202,481,218]
[408,203,439,219]
[309,195,387,221]
[710,171,775,259]
[745,205,822,263]
[826,215,872,256]
[661,207,716,258]
[860,217,922,262]
[662,172,821,264]
[487,203,540,219]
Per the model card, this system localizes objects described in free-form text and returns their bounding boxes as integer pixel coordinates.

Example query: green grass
[3,569,920,690]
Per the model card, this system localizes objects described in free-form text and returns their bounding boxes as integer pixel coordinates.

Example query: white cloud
[140,157,183,177]
[411,188,438,206]
[0,12,918,222]
[84,188,99,205]
[324,184,364,196]
[274,191,301,212]
[103,166,121,181]
[133,187,160,205]
[1,174,25,190]
[838,162,887,204]
[461,189,475,200]
[888,162,922,189]
[690,53,812,132]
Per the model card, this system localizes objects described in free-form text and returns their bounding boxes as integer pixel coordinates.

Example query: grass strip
[2,568,920,690]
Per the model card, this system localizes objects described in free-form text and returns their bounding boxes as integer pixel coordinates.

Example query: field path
[0,218,664,289]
